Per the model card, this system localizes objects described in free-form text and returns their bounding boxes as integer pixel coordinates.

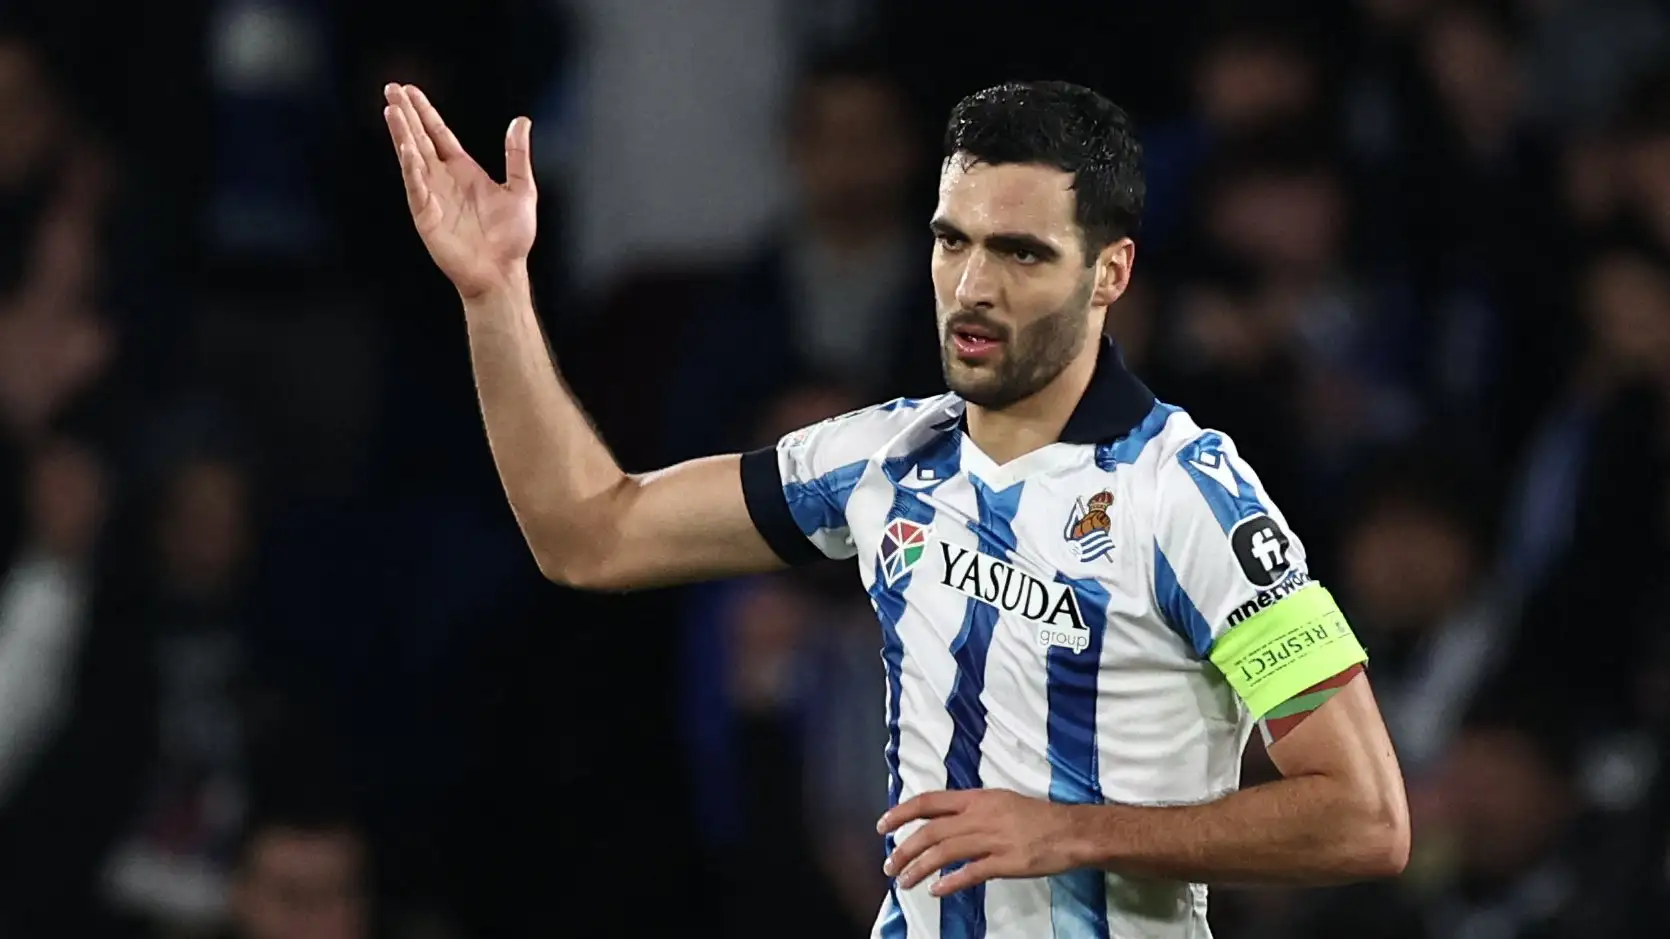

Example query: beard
[939,273,1094,409]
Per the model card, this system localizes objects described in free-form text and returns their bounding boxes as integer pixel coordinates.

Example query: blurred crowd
[2,0,1670,938]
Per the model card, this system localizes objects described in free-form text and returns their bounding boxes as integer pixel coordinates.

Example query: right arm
[382,83,794,590]
[458,273,783,589]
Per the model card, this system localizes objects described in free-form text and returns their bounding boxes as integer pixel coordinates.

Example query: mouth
[949,322,1005,360]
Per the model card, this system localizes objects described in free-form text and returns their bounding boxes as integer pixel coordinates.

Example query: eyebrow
[929,218,1062,263]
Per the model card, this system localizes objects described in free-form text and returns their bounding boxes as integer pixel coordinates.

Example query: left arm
[882,669,1408,894]
[1073,429,1408,883]
[1062,668,1408,884]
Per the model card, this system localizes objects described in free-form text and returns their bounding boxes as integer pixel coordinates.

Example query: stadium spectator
[226,805,372,939]
[1406,720,1590,939]
[0,434,106,803]
[660,48,942,463]
[1142,13,1327,250]
[1337,462,1498,775]
[1407,1,1571,466]
[0,31,114,563]
[0,432,121,935]
[97,447,272,934]
[1614,65,1670,254]
[679,381,879,938]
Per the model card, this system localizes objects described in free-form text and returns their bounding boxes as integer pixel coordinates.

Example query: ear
[1092,238,1136,308]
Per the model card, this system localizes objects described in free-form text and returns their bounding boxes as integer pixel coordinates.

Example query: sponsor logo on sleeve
[1224,570,1312,629]
[1230,514,1292,587]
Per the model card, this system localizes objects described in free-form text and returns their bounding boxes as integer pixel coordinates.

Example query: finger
[384,103,417,163]
[897,836,991,891]
[385,84,439,169]
[884,818,965,877]
[880,790,971,834]
[405,85,467,161]
[931,858,1003,898]
[399,143,433,222]
[505,116,535,194]
[383,107,429,215]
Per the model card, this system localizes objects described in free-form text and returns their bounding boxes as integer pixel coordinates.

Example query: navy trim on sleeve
[741,447,824,566]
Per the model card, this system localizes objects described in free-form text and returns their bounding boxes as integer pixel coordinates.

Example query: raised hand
[383,83,537,299]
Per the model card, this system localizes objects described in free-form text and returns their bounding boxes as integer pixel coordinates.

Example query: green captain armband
[1207,584,1367,719]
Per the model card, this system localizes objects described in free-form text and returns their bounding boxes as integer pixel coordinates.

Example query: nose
[954,248,999,312]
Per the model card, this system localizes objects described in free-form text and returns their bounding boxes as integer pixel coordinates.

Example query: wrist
[1061,802,1125,870]
[457,260,532,305]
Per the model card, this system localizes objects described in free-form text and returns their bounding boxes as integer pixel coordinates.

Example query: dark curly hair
[943,81,1146,264]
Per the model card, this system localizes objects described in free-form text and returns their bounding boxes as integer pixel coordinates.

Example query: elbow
[522,483,637,592]
[544,560,636,594]
[528,531,637,594]
[521,521,573,586]
[1356,813,1410,879]
[1344,790,1411,879]
[530,545,626,593]
[531,548,579,588]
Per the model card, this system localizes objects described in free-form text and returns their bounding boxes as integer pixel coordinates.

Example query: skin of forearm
[458,266,627,579]
[1063,773,1408,885]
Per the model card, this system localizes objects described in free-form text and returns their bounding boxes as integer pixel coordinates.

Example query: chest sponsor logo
[937,542,1091,653]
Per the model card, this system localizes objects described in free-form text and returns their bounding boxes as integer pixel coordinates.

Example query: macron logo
[1188,448,1240,495]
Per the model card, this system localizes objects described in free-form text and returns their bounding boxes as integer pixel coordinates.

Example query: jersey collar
[1057,335,1157,444]
[950,335,1156,446]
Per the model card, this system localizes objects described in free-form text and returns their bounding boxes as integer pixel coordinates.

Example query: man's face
[931,157,1126,408]
[232,829,367,939]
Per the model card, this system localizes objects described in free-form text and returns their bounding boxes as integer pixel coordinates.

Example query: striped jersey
[739,337,1355,939]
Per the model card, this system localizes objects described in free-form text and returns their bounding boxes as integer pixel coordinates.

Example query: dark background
[2,0,1670,937]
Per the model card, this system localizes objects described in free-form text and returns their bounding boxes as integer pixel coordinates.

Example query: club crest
[1063,490,1115,562]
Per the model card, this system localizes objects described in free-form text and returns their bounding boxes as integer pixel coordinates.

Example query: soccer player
[382,78,1408,938]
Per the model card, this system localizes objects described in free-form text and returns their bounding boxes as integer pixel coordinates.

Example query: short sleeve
[740,399,919,565]
[1152,430,1367,718]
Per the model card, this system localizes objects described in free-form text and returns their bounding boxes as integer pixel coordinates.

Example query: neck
[963,338,1101,465]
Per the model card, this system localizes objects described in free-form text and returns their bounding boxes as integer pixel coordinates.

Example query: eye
[935,232,966,251]
[1011,248,1039,265]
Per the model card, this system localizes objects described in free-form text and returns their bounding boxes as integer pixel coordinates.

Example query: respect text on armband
[1229,609,1354,688]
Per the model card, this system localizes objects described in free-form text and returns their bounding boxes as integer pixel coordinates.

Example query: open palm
[383,83,537,298]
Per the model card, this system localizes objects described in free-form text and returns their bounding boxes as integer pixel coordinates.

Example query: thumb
[505,116,535,193]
